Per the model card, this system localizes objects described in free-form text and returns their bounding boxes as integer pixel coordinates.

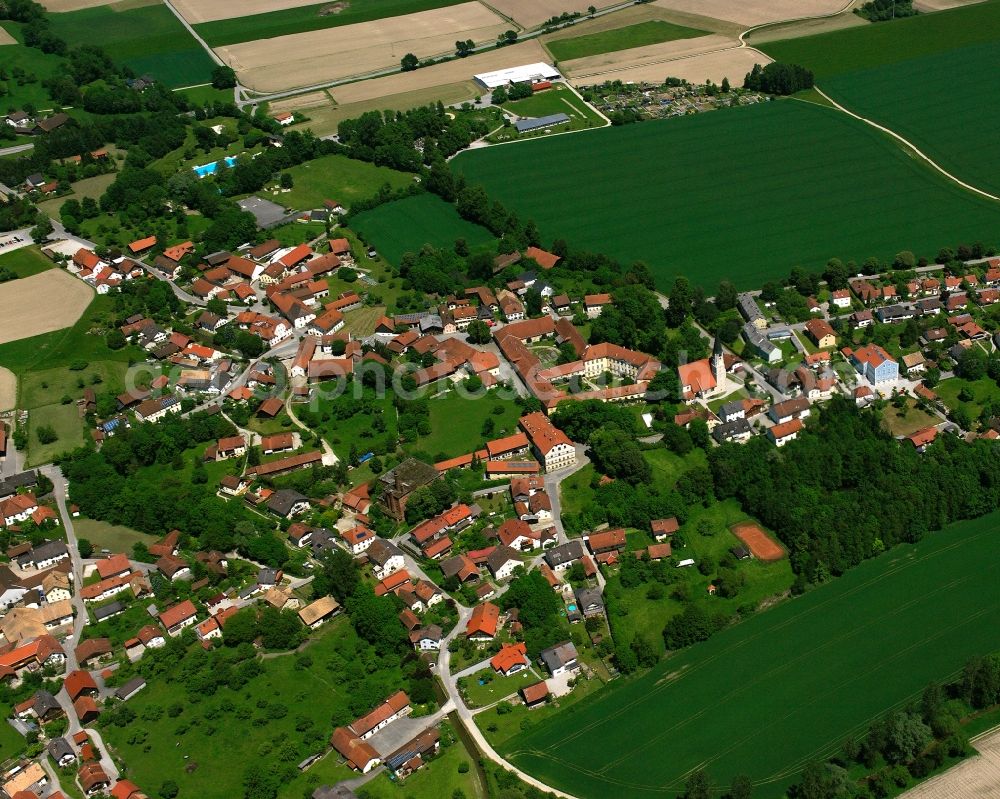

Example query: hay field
[487,0,612,28]
[565,39,762,85]
[652,0,849,27]
[0,368,15,412]
[902,728,1000,798]
[329,38,548,103]
[0,270,93,345]
[503,511,1000,797]
[172,0,324,24]
[218,2,508,92]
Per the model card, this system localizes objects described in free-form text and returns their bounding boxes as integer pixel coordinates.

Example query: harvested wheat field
[0,270,92,345]
[0,367,15,412]
[219,3,508,92]
[0,24,16,45]
[487,0,615,28]
[269,90,333,114]
[561,33,732,77]
[329,38,548,104]
[172,0,326,25]
[565,39,764,85]
[42,0,144,10]
[653,0,848,28]
[901,727,1000,798]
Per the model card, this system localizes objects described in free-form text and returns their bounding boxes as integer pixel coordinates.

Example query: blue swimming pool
[567,603,578,613]
[193,155,238,178]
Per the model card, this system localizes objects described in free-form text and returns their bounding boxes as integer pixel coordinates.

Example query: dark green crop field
[48,4,215,87]
[453,101,1000,290]
[350,193,496,266]
[762,1,1000,196]
[546,20,709,62]
[505,511,1000,798]
[195,0,468,48]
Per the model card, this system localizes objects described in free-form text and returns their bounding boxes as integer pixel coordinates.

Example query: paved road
[544,445,590,542]
[43,465,122,783]
[0,144,33,158]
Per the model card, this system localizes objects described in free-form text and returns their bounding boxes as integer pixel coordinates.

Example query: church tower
[711,337,725,389]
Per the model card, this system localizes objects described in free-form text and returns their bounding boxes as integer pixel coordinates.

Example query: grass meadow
[406,391,522,461]
[546,20,708,62]
[504,511,1000,797]
[73,518,157,556]
[48,4,215,87]
[276,154,414,211]
[0,22,65,109]
[102,618,395,799]
[350,193,497,267]
[0,247,54,279]
[763,1,1000,195]
[453,101,1000,290]
[195,0,469,47]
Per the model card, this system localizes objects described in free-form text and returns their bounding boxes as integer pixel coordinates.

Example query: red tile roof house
[466,601,500,641]
[159,600,197,636]
[490,642,528,676]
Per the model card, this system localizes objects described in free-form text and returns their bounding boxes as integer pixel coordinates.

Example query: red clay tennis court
[731,522,785,561]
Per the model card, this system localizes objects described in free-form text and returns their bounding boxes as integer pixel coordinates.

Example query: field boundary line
[803,86,1000,203]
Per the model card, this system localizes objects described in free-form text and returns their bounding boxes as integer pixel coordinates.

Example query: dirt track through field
[217,2,509,92]
[0,270,92,345]
[0,368,15,412]
[171,0,331,24]
[901,727,1000,798]
[566,42,764,86]
[328,38,549,104]
[653,0,847,27]
[486,0,615,28]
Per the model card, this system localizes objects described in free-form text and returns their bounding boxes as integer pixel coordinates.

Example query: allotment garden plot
[506,511,1000,798]
[453,100,1000,290]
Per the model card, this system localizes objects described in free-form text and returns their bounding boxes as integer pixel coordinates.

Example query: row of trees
[743,62,814,95]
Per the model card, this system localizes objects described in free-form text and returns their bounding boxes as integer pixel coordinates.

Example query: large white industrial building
[473,63,561,90]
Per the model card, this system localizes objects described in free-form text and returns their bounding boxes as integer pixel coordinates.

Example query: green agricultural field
[0,247,54,279]
[453,101,1000,290]
[47,4,214,87]
[505,511,1000,798]
[175,84,233,106]
[762,1,1000,196]
[195,0,469,47]
[546,20,708,62]
[275,154,413,211]
[350,193,497,267]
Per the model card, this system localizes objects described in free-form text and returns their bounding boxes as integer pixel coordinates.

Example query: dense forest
[709,398,1000,587]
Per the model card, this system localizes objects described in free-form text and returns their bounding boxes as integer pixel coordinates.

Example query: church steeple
[712,337,725,388]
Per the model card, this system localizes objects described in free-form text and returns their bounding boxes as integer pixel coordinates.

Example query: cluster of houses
[494,315,661,412]
[3,727,123,798]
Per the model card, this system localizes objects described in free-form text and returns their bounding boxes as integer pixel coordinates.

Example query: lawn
[881,398,940,438]
[350,193,497,267]
[47,4,215,87]
[26,403,85,466]
[103,618,404,799]
[504,510,1000,798]
[452,100,1000,291]
[37,172,119,218]
[406,391,523,461]
[0,700,26,761]
[73,518,157,556]
[936,376,1000,420]
[194,0,470,47]
[273,154,414,212]
[459,667,542,709]
[489,84,606,142]
[175,85,234,106]
[358,727,483,799]
[0,23,65,109]
[546,20,709,62]
[762,1,1000,196]
[0,247,54,279]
